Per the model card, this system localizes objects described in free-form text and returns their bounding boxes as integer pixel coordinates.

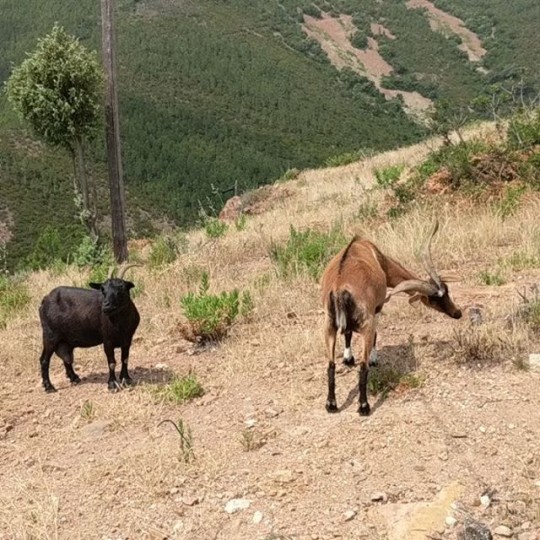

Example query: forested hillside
[0,0,538,269]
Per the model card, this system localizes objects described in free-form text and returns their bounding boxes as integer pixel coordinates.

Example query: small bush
[154,373,204,404]
[179,273,252,342]
[507,108,540,150]
[355,199,378,221]
[205,218,228,239]
[496,185,527,219]
[515,287,540,330]
[374,165,404,188]
[451,324,519,365]
[0,275,31,329]
[270,225,346,280]
[149,234,186,268]
[72,236,112,268]
[478,269,506,286]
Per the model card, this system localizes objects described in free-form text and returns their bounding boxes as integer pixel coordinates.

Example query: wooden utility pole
[101,0,128,262]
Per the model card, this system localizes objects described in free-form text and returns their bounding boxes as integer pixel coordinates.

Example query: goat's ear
[89,282,102,290]
[408,293,423,305]
[125,281,135,290]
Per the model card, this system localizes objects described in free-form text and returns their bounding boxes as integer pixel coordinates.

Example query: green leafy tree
[5,24,103,238]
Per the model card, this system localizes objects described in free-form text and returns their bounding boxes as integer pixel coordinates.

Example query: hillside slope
[1,124,540,539]
[1,0,539,269]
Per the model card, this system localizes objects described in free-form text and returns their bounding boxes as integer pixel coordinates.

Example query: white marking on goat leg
[369,349,378,366]
[343,347,353,361]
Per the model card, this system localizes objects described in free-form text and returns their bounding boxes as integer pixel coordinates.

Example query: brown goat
[320,221,461,416]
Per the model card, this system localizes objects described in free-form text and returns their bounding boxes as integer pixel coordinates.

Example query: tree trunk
[73,137,98,240]
[101,0,128,263]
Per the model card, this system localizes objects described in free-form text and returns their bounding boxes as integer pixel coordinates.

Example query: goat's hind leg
[358,322,376,416]
[56,343,81,385]
[325,317,338,413]
[342,331,355,367]
[40,342,56,393]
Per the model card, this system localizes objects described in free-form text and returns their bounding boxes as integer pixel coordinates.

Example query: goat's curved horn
[117,263,141,280]
[385,279,439,303]
[421,220,443,289]
[107,266,116,279]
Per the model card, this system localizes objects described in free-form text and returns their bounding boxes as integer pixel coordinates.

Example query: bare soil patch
[407,0,487,63]
[302,13,432,117]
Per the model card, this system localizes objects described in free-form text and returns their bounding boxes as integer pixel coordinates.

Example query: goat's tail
[330,290,357,334]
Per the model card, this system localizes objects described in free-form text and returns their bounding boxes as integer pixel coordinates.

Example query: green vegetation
[148,234,186,269]
[1,0,539,270]
[478,269,506,286]
[80,400,96,421]
[204,218,228,239]
[179,272,252,342]
[0,275,31,329]
[154,374,204,405]
[374,165,405,188]
[5,24,104,238]
[270,225,346,280]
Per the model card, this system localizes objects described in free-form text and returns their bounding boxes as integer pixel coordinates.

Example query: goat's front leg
[119,344,134,386]
[104,344,119,392]
[325,319,338,413]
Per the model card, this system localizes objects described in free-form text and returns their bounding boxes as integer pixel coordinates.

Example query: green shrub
[204,217,228,239]
[154,373,204,404]
[478,269,506,286]
[270,225,346,280]
[0,275,31,329]
[507,108,540,150]
[374,165,404,188]
[25,226,63,270]
[72,236,113,268]
[234,214,247,231]
[179,272,252,342]
[149,234,186,268]
[496,185,527,219]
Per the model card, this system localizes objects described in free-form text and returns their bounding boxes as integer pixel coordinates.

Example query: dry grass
[2,123,540,539]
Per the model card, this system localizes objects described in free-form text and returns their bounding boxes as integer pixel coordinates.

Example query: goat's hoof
[358,403,371,416]
[326,400,338,413]
[121,377,134,387]
[44,384,57,394]
[70,376,81,385]
[108,382,120,392]
[343,357,355,368]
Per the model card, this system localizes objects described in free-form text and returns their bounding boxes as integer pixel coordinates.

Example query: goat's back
[321,238,387,309]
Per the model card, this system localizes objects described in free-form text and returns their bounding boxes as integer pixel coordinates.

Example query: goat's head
[386,221,462,319]
[89,264,139,315]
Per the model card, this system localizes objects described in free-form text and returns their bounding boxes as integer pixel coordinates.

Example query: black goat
[39,264,140,393]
